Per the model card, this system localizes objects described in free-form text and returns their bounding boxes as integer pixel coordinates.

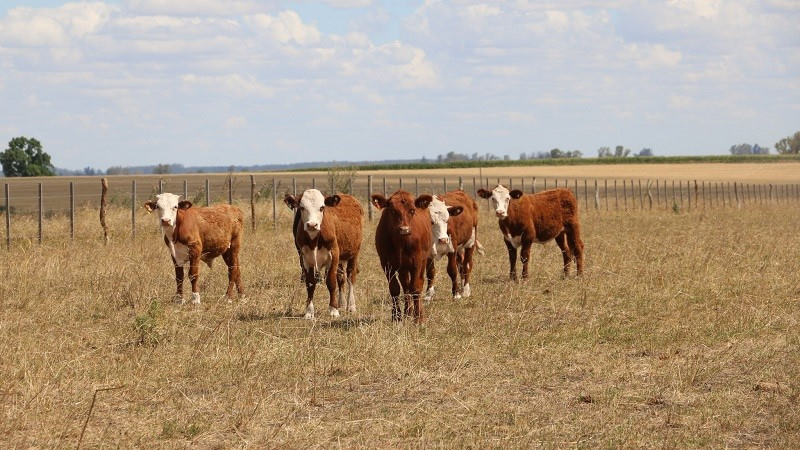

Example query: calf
[144,193,244,304]
[477,185,584,279]
[372,190,433,323]
[425,190,484,301]
[284,189,363,319]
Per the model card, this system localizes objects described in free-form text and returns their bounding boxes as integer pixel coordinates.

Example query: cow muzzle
[305,222,320,231]
[399,226,411,235]
[495,210,507,218]
[438,237,449,244]
[161,219,173,226]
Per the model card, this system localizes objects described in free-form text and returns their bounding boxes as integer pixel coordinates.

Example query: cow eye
[319,206,324,212]
[173,206,178,209]
[410,210,415,216]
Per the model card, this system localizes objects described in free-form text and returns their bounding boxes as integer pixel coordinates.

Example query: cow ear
[476,189,491,199]
[415,194,433,209]
[144,201,157,212]
[509,190,524,199]
[178,200,193,210]
[371,194,388,209]
[447,206,464,217]
[324,195,341,207]
[284,195,298,210]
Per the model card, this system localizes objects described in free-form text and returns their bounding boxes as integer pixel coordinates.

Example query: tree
[153,164,171,174]
[752,144,770,155]
[614,145,631,157]
[775,131,800,154]
[0,136,55,177]
[729,143,753,155]
[597,147,612,158]
[635,148,654,157]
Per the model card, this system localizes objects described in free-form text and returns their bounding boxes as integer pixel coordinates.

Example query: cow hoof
[424,288,435,302]
[191,293,201,305]
[174,295,185,305]
[462,284,471,298]
[454,293,462,300]
[329,307,340,317]
[347,305,357,313]
[303,312,315,320]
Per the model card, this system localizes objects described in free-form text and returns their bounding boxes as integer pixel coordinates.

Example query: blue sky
[1,0,798,170]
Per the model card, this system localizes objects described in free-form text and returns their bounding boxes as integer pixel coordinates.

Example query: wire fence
[2,174,798,249]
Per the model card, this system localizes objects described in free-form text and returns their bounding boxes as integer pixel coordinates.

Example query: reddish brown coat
[478,186,584,279]
[372,190,433,322]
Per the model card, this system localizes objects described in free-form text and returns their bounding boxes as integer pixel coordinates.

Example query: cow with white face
[145,192,245,304]
[484,184,512,218]
[284,189,363,319]
[424,190,483,301]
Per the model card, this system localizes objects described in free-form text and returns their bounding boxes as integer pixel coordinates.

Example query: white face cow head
[477,184,513,218]
[283,189,341,239]
[144,193,192,229]
[428,196,463,256]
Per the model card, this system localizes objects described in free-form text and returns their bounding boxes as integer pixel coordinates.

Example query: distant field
[1,198,798,447]
[1,161,798,212]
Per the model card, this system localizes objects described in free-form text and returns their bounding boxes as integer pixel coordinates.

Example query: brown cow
[425,190,484,301]
[144,193,244,304]
[477,185,584,279]
[284,189,363,319]
[371,190,433,323]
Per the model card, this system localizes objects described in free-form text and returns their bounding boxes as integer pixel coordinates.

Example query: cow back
[324,194,363,261]
[176,204,244,258]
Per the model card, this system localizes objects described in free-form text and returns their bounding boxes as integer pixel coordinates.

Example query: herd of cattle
[144,185,585,323]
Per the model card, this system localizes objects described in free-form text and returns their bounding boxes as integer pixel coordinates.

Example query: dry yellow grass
[1,197,799,447]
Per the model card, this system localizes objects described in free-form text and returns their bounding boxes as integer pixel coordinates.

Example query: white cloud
[224,116,247,128]
[181,73,275,97]
[246,11,321,45]
[123,0,274,16]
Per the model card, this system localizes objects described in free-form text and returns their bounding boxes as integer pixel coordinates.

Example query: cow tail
[475,239,485,256]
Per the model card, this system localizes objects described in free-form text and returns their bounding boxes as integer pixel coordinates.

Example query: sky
[0,0,798,171]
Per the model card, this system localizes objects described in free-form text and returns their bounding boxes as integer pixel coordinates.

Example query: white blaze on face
[299,189,326,238]
[153,193,181,229]
[490,185,511,218]
[428,196,453,258]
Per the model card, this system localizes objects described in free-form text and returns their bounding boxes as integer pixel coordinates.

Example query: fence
[2,174,799,249]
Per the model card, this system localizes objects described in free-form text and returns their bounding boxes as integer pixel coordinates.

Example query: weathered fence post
[250,175,256,232]
[584,180,588,211]
[647,180,653,210]
[368,175,374,222]
[685,181,690,210]
[228,175,233,205]
[672,181,676,210]
[473,177,477,196]
[555,179,558,188]
[604,180,609,210]
[312,177,316,190]
[292,177,297,196]
[131,180,136,239]
[205,179,210,206]
[614,180,618,210]
[638,180,644,210]
[655,179,660,206]
[69,181,75,241]
[159,178,163,194]
[694,181,698,208]
[734,182,740,209]
[4,184,9,250]
[459,176,463,190]
[443,177,447,192]
[100,178,109,245]
[272,177,277,231]
[183,180,188,200]
[532,177,536,194]
[38,183,43,245]
[623,180,628,211]
[399,178,404,191]
[544,178,548,190]
[383,177,387,196]
[594,180,599,211]
[415,178,419,197]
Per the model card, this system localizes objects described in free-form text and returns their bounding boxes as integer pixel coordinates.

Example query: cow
[477,185,584,280]
[371,190,433,323]
[425,190,484,301]
[284,189,363,319]
[144,193,244,304]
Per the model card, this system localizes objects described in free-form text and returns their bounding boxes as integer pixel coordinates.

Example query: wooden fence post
[158,178,163,194]
[594,180,599,211]
[38,182,43,244]
[272,177,277,231]
[614,180,618,210]
[604,180,609,210]
[415,178,419,197]
[443,177,447,192]
[383,177,387,196]
[5,184,9,250]
[183,180,188,200]
[584,180,588,211]
[228,176,233,205]
[473,177,477,196]
[646,180,653,210]
[459,176,463,190]
[532,177,536,194]
[131,180,136,239]
[544,178,547,190]
[367,175,373,222]
[638,180,643,210]
[623,180,628,210]
[292,177,297,196]
[69,181,75,241]
[312,177,316,189]
[399,178,404,191]
[205,179,210,206]
[250,175,256,232]
[734,182,740,208]
[100,178,109,245]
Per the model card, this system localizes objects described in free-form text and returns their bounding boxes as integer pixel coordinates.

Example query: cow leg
[447,252,460,299]
[222,249,242,302]
[424,257,436,301]
[400,269,413,319]
[174,264,185,304]
[326,253,341,318]
[555,231,572,277]
[461,247,474,298]
[345,257,358,313]
[386,268,402,322]
[520,239,533,279]
[304,267,317,319]
[188,256,201,304]
[505,240,518,281]
[411,264,426,323]
[566,224,585,276]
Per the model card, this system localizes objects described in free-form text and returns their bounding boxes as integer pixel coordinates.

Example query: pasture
[1,182,798,448]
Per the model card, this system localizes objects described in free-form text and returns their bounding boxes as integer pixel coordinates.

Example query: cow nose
[438,237,449,244]
[161,219,171,226]
[399,226,410,235]
[306,222,319,230]
[495,210,505,217]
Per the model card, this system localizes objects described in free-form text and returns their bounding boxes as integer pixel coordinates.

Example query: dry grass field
[1,193,799,448]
